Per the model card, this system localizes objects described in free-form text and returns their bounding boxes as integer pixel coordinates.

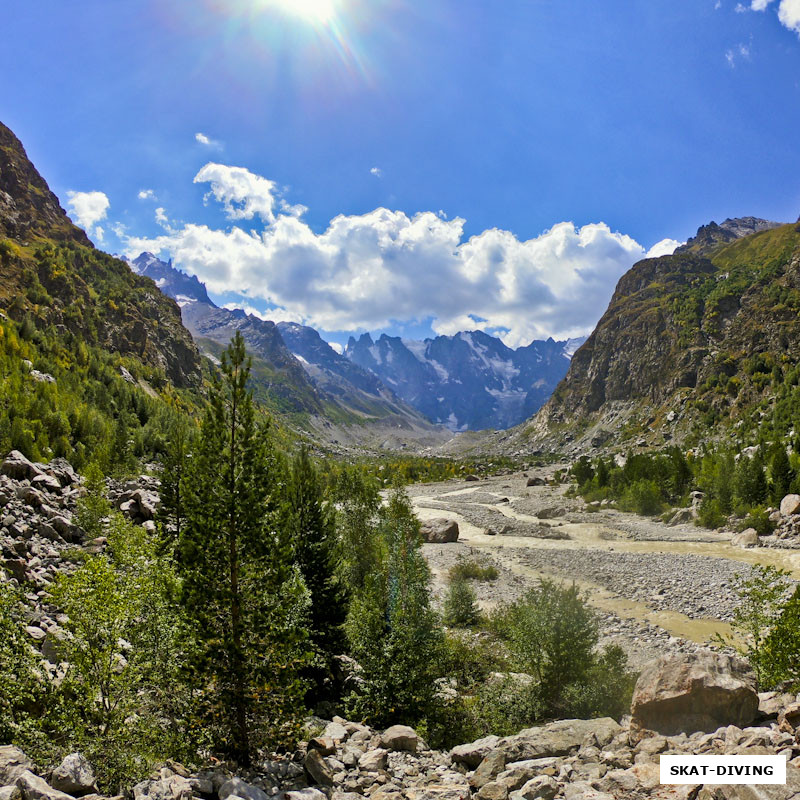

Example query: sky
[3,0,800,349]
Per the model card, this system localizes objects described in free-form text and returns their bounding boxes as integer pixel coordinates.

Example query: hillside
[517,217,800,454]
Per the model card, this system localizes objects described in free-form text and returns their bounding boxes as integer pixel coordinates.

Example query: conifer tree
[287,446,348,702]
[770,445,794,503]
[177,331,308,765]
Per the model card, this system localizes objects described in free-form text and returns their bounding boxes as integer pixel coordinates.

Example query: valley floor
[408,469,800,669]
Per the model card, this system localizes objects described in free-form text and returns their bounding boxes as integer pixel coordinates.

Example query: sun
[264,0,338,23]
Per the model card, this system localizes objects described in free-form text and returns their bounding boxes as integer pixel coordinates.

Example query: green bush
[739,506,775,537]
[620,479,664,516]
[449,558,499,582]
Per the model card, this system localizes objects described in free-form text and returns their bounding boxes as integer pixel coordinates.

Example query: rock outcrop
[419,518,460,543]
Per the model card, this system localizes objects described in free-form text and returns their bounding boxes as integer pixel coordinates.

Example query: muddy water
[412,497,771,646]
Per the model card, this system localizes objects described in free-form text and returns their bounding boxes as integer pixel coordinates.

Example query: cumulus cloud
[742,0,800,35]
[328,341,344,354]
[122,163,674,345]
[155,207,172,231]
[194,163,281,223]
[138,189,156,200]
[222,302,304,324]
[646,238,684,258]
[66,190,110,238]
[370,167,382,177]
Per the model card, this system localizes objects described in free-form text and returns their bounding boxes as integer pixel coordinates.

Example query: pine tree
[443,575,481,628]
[770,445,794,503]
[286,446,348,703]
[177,332,309,765]
[157,419,194,552]
[345,487,443,726]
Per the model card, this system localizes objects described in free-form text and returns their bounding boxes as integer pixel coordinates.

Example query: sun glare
[265,0,337,23]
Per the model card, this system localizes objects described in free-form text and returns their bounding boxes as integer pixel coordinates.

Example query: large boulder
[217,779,268,800]
[1,451,42,482]
[697,761,800,799]
[451,735,502,768]
[780,494,800,517]
[304,750,334,787]
[380,724,419,752]
[133,776,193,800]
[50,755,96,797]
[0,747,34,785]
[631,652,758,735]
[419,518,459,543]
[731,528,759,548]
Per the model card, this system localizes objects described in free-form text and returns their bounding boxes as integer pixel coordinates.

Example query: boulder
[358,748,388,772]
[419,518,459,544]
[526,478,546,487]
[509,776,558,800]
[323,720,349,741]
[405,788,470,800]
[286,791,327,800]
[696,761,800,799]
[465,475,480,482]
[499,719,622,762]
[50,754,96,797]
[469,751,507,790]
[16,772,75,800]
[304,750,334,787]
[132,777,192,800]
[451,735,502,767]
[0,786,20,800]
[731,529,759,548]
[1,451,42,481]
[0,747,35,785]
[380,724,419,752]
[631,652,758,735]
[535,507,566,520]
[217,780,268,800]
[778,701,800,733]
[780,494,800,517]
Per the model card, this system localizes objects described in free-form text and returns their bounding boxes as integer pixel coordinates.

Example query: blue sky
[3,0,800,348]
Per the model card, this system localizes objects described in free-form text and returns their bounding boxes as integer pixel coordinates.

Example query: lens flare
[262,0,337,23]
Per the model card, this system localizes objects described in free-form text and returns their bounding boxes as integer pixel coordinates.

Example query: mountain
[0,121,203,390]
[129,254,446,438]
[345,330,583,431]
[276,322,430,421]
[521,216,800,453]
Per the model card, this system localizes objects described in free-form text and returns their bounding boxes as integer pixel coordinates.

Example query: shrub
[449,558,499,582]
[739,507,775,537]
[620,479,664,516]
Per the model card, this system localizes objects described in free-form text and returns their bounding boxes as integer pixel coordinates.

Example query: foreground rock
[420,518,460,543]
[631,652,759,735]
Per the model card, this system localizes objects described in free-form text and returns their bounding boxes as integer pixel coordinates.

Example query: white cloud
[328,341,344,354]
[222,301,303,324]
[138,189,156,200]
[195,132,222,148]
[370,167,382,177]
[123,163,669,345]
[725,42,752,66]
[155,207,172,231]
[194,163,281,223]
[66,190,110,238]
[94,226,105,242]
[741,0,800,36]
[646,238,684,258]
[778,0,800,33]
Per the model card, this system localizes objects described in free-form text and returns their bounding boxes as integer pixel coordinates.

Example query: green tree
[74,462,111,538]
[770,445,794,504]
[345,488,443,727]
[0,581,40,742]
[287,446,348,703]
[763,586,800,688]
[157,419,194,552]
[443,575,481,628]
[734,453,768,509]
[177,331,308,765]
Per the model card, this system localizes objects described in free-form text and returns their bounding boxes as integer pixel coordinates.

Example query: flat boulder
[451,735,502,767]
[631,652,758,735]
[780,494,800,517]
[217,779,268,800]
[420,518,459,543]
[499,718,622,762]
[16,772,75,800]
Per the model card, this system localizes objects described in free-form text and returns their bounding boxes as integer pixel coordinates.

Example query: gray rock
[500,719,622,762]
[732,529,759,548]
[358,748,388,772]
[0,747,34,786]
[780,494,800,517]
[285,791,327,800]
[50,754,96,797]
[1,452,42,482]
[509,776,558,800]
[133,776,192,800]
[16,772,75,800]
[218,779,268,800]
[469,751,506,790]
[451,735,502,767]
[380,724,419,752]
[0,785,21,800]
[304,750,334,787]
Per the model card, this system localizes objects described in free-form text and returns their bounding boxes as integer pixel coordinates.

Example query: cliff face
[527,218,800,450]
[0,121,203,389]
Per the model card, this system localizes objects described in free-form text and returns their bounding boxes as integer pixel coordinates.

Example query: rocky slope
[0,122,203,389]
[345,332,582,432]
[513,217,800,455]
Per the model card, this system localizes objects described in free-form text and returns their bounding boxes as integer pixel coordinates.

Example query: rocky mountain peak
[0,122,90,245]
[676,216,782,255]
[128,252,213,307]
